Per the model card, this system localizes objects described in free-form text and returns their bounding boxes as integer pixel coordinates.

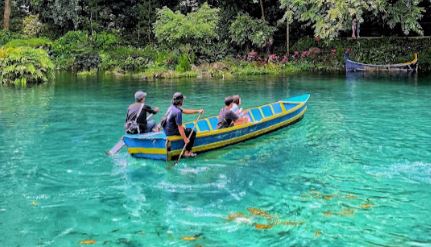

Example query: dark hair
[232,95,240,105]
[224,96,234,106]
[172,92,184,106]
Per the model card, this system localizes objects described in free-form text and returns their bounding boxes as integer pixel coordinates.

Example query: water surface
[1,73,431,246]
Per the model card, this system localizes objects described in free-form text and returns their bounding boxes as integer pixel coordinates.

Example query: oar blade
[107,139,125,156]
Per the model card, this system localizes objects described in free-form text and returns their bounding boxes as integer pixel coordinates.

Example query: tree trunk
[90,11,94,35]
[148,0,152,43]
[286,21,290,55]
[259,0,265,20]
[3,0,11,30]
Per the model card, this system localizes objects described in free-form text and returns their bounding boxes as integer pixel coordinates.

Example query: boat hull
[345,53,418,72]
[123,94,310,160]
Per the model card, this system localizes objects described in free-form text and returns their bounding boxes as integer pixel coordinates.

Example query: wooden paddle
[173,112,203,166]
[107,114,153,156]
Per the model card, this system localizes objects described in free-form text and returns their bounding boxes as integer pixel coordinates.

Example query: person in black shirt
[125,91,159,134]
[163,92,204,157]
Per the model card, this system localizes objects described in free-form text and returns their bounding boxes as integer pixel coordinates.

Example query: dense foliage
[0,0,431,85]
[0,46,54,86]
[229,13,275,50]
[280,0,428,39]
[153,2,219,60]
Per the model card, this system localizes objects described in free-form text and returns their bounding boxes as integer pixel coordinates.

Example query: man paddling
[163,92,203,157]
[125,91,159,134]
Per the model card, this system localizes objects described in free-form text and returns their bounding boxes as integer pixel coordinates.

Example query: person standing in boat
[163,92,204,157]
[217,96,248,129]
[125,91,159,134]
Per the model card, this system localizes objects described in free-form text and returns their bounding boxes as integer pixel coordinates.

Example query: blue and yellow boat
[123,94,310,160]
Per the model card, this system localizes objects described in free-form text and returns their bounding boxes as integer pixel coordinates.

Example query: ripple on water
[1,74,431,246]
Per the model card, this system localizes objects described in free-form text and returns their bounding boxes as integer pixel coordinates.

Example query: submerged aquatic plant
[181,233,203,241]
[79,239,96,245]
[247,207,272,219]
[254,223,273,230]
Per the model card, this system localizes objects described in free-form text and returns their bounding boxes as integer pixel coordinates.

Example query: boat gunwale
[345,53,418,70]
[166,105,308,159]
[166,95,309,140]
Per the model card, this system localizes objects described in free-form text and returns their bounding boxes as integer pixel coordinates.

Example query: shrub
[53,31,90,57]
[4,38,52,50]
[176,53,191,72]
[121,56,149,71]
[74,52,100,71]
[52,31,91,70]
[0,47,55,86]
[0,31,24,46]
[99,46,161,71]
[92,32,119,50]
[22,14,43,37]
[291,37,318,52]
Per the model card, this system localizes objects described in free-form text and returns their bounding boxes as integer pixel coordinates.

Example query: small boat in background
[345,53,418,72]
[123,94,310,160]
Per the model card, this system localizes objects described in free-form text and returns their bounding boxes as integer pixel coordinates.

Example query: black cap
[173,92,185,100]
[172,92,186,105]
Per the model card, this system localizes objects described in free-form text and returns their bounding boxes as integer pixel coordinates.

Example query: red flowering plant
[293,51,300,60]
[301,50,309,58]
[267,54,279,63]
[247,50,259,61]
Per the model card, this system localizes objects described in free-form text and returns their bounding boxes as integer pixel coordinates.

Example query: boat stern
[123,132,168,160]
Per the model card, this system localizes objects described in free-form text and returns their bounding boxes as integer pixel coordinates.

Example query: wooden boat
[345,53,418,72]
[123,94,310,160]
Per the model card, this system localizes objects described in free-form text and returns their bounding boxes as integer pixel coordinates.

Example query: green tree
[136,0,159,43]
[30,0,82,32]
[229,13,275,51]
[280,0,426,40]
[153,3,220,50]
[385,0,425,35]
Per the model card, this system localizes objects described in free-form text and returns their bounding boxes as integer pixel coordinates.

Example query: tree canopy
[1,0,430,51]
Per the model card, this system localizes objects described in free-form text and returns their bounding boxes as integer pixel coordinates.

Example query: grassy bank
[1,30,431,85]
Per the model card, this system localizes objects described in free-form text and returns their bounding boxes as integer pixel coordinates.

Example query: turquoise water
[1,73,431,246]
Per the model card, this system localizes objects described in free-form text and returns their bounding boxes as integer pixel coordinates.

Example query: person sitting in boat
[217,96,248,129]
[231,95,248,118]
[125,91,159,134]
[162,92,204,157]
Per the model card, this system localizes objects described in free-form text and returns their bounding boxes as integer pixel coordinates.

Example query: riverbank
[1,30,431,84]
[92,60,324,80]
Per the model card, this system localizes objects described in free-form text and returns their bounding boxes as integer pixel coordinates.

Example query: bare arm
[182,108,204,114]
[178,125,189,144]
